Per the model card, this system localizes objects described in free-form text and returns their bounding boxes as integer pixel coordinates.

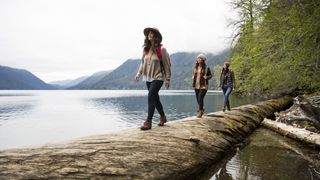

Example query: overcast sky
[0,0,236,82]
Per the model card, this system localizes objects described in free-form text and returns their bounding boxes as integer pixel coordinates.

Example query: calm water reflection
[0,90,317,179]
[197,128,320,180]
[0,90,257,150]
[0,93,36,124]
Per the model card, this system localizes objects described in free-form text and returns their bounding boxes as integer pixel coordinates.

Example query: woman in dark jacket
[219,61,235,112]
[192,54,212,118]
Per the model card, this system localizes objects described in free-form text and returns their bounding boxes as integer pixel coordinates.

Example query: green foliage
[212,64,223,89]
[231,0,320,96]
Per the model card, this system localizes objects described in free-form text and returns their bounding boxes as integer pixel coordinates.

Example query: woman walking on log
[219,61,235,112]
[192,54,212,118]
[135,27,171,130]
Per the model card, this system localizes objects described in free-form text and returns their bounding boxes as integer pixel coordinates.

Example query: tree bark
[0,96,292,179]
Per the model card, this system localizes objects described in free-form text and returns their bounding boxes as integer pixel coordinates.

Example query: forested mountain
[0,50,229,90]
[85,50,230,90]
[89,59,144,90]
[49,76,89,89]
[0,66,55,90]
[230,0,320,96]
[68,70,112,89]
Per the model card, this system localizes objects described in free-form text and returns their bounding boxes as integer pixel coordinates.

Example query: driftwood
[275,95,320,133]
[262,118,320,148]
[0,96,292,179]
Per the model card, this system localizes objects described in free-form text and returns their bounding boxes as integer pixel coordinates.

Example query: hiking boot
[227,103,231,111]
[197,110,204,118]
[158,115,167,126]
[196,110,200,117]
[140,120,152,130]
[222,106,226,112]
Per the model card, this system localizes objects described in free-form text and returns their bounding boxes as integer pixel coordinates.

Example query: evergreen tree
[231,0,320,96]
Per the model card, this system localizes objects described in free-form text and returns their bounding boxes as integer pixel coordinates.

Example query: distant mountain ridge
[0,50,229,90]
[0,66,55,90]
[69,70,112,89]
[72,50,230,90]
[88,59,145,90]
[49,76,89,89]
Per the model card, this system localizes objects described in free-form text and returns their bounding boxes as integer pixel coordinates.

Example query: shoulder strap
[156,45,162,61]
[144,45,162,61]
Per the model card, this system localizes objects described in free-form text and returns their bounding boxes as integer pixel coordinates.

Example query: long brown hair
[222,61,230,74]
[195,61,207,75]
[143,32,161,53]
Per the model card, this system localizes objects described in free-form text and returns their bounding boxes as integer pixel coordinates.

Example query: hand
[135,75,140,81]
[203,76,207,80]
[165,81,170,89]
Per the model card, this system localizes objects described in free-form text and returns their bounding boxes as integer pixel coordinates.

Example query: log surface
[0,96,292,179]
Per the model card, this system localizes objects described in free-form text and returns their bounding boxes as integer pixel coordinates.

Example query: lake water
[0,90,256,150]
[199,128,320,180]
[1,90,318,179]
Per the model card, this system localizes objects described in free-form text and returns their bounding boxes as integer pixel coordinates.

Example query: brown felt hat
[143,27,162,43]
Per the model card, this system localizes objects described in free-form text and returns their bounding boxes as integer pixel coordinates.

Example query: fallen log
[262,118,320,148]
[0,96,292,179]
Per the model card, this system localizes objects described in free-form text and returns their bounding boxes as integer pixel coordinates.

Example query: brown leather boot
[140,120,152,130]
[196,110,200,117]
[158,115,167,126]
[197,110,204,118]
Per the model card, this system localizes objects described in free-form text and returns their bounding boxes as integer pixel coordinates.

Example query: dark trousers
[195,89,207,111]
[222,86,233,107]
[146,80,164,121]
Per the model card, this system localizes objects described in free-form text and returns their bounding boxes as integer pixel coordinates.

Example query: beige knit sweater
[136,47,171,83]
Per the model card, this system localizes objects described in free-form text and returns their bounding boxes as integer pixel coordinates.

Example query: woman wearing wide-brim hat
[192,53,212,118]
[135,27,171,130]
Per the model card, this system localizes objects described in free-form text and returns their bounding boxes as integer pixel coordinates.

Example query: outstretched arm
[135,54,144,81]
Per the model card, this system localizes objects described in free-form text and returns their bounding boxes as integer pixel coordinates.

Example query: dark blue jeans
[222,86,233,107]
[195,89,207,111]
[146,80,165,121]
